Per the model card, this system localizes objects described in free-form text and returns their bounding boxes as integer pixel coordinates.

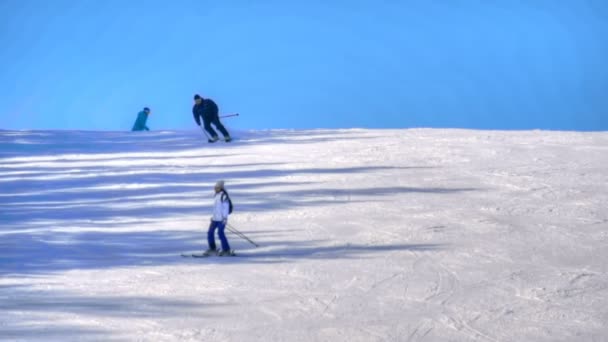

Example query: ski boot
[202,248,218,256]
[218,250,236,257]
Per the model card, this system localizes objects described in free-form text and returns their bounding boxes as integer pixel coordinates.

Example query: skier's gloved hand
[222,219,228,226]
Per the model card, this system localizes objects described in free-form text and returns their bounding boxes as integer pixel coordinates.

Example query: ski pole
[227,223,259,247]
[228,227,256,246]
[227,225,258,247]
[220,113,239,119]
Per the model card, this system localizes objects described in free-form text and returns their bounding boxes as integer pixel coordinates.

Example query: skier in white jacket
[203,180,234,256]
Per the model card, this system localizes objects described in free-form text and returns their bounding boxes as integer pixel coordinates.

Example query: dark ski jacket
[192,98,219,126]
[132,111,150,131]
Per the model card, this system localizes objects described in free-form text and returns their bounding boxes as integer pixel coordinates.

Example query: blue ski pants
[208,220,230,251]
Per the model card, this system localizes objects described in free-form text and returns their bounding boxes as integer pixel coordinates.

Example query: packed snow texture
[1,129,607,341]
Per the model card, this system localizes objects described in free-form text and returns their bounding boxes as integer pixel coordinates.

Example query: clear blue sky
[1,1,607,131]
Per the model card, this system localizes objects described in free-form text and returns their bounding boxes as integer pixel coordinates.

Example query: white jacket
[212,191,230,221]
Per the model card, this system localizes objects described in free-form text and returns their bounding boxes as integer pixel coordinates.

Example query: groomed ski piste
[1,128,607,341]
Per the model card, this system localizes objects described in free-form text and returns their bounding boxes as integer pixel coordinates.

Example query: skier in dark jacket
[131,107,151,131]
[192,94,231,142]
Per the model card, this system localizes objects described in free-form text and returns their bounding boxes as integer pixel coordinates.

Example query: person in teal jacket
[132,107,151,131]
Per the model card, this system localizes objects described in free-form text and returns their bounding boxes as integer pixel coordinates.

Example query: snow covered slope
[1,129,607,341]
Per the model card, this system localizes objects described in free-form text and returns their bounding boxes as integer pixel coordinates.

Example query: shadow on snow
[1,129,466,275]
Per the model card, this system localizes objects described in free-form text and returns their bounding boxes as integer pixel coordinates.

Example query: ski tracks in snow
[407,255,500,342]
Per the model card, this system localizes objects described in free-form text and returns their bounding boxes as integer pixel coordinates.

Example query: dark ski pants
[208,220,230,251]
[203,114,230,139]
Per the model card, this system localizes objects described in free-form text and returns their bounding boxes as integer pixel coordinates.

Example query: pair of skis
[181,224,258,258]
[181,252,236,258]
[207,137,232,143]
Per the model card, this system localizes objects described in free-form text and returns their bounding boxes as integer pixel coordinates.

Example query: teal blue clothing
[132,111,150,131]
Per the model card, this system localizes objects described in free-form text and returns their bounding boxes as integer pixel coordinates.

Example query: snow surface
[1,128,607,341]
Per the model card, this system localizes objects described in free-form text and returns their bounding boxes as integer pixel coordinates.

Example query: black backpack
[221,190,233,214]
